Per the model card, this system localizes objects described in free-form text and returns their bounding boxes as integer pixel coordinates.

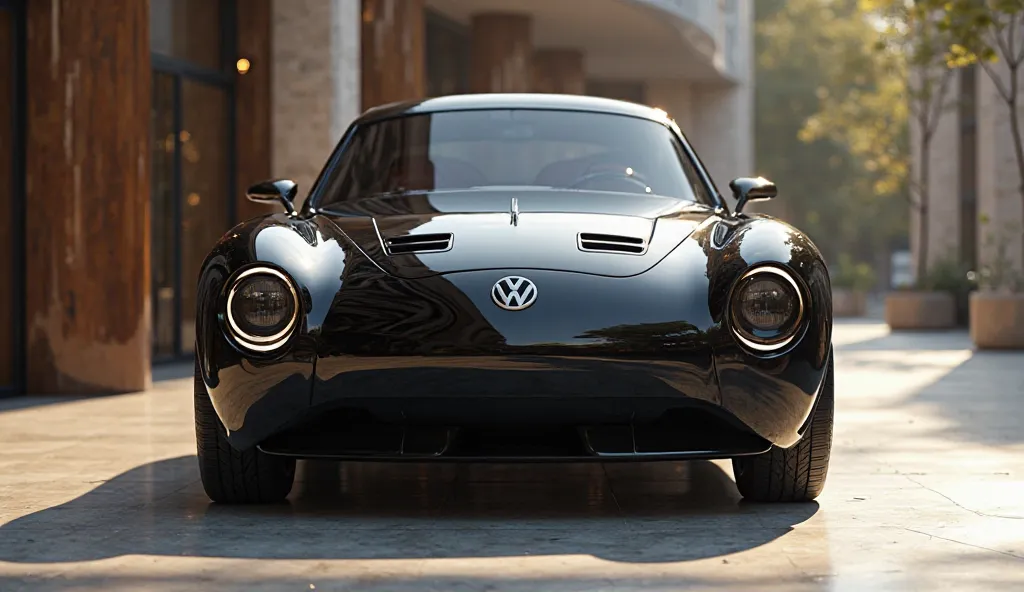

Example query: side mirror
[247,179,298,215]
[729,176,777,215]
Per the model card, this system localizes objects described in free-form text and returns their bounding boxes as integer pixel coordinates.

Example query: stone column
[689,2,754,197]
[272,0,362,207]
[533,49,585,95]
[469,13,532,93]
[976,59,1024,276]
[24,0,151,393]
[361,0,426,110]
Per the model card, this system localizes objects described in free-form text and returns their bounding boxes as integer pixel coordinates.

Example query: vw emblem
[491,276,538,311]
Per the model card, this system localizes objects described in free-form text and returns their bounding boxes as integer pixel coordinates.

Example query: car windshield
[314,109,713,209]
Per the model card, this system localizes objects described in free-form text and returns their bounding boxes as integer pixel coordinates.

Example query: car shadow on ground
[0,455,818,565]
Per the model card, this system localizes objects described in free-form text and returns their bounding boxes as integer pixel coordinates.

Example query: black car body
[194,94,834,504]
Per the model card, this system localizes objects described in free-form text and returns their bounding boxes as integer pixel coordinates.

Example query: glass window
[179,81,231,354]
[151,73,176,358]
[150,0,224,71]
[316,110,711,209]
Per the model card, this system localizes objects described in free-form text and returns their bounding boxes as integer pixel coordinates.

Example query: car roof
[355,93,672,126]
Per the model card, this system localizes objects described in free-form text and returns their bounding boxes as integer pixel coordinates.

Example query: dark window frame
[150,0,238,363]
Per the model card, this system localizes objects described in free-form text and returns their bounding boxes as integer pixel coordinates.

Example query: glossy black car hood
[317,189,716,279]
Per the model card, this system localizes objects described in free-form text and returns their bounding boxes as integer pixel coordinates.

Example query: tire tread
[732,354,834,502]
[194,357,295,504]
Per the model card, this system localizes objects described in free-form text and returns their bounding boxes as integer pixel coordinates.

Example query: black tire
[732,353,834,502]
[194,357,295,504]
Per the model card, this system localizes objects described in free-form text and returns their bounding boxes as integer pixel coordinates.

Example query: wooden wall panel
[362,0,426,110]
[236,0,275,222]
[0,10,15,389]
[533,49,585,95]
[24,0,151,394]
[469,13,532,93]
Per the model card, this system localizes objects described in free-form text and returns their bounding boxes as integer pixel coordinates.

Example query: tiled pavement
[0,320,1021,591]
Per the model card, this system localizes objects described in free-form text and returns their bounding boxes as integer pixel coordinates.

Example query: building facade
[912,60,1024,284]
[0,0,753,395]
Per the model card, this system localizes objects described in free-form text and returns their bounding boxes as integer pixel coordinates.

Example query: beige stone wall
[692,0,754,194]
[645,81,694,137]
[976,60,1024,275]
[909,67,961,275]
[271,0,361,208]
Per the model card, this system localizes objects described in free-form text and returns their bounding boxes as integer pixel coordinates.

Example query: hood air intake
[577,233,647,255]
[385,233,454,255]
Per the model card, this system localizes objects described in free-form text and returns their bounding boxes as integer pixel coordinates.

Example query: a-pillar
[533,49,585,95]
[24,0,151,393]
[469,13,532,93]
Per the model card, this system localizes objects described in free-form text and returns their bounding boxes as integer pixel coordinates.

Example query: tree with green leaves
[931,0,1024,273]
[831,0,956,283]
[755,0,909,278]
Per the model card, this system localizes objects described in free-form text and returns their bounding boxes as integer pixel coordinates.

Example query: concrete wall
[909,68,962,275]
[914,56,1024,283]
[645,1,753,195]
[269,0,754,204]
[271,0,361,206]
[976,60,1024,276]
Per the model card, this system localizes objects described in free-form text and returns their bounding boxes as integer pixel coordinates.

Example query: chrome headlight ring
[728,265,806,353]
[225,266,300,352]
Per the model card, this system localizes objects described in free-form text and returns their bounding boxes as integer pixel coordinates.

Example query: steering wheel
[568,169,652,193]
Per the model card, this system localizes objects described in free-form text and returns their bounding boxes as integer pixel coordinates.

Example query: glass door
[0,0,24,396]
[150,0,235,360]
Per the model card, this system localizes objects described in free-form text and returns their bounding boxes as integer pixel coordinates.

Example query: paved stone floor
[0,320,1022,591]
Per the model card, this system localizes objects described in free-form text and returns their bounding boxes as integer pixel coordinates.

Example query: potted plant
[832,254,876,317]
[885,256,973,330]
[970,221,1024,349]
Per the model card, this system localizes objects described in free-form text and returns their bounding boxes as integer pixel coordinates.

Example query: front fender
[701,215,833,447]
[195,214,352,448]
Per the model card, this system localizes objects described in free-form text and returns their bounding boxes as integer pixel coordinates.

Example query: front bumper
[199,239,832,455]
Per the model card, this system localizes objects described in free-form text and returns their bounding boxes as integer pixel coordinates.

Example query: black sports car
[194,94,834,505]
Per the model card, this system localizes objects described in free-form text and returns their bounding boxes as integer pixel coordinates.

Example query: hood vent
[577,233,647,255]
[384,233,454,255]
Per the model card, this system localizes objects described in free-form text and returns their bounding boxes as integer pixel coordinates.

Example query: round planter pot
[832,288,867,317]
[970,292,1024,349]
[885,291,956,330]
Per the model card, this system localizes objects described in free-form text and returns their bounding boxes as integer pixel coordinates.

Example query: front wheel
[732,353,834,502]
[194,357,295,504]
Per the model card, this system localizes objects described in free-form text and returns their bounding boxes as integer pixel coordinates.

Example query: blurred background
[1,0,1021,397]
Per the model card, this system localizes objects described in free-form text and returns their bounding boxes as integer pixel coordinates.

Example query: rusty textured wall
[24,0,151,394]
[532,49,585,95]
[469,13,532,93]
[361,0,425,110]
[236,0,275,222]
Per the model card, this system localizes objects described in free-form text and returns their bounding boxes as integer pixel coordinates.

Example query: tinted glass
[316,110,710,209]
[180,80,231,354]
[151,72,176,358]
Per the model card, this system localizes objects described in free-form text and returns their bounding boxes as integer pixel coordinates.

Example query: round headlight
[729,267,804,351]
[226,268,298,350]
